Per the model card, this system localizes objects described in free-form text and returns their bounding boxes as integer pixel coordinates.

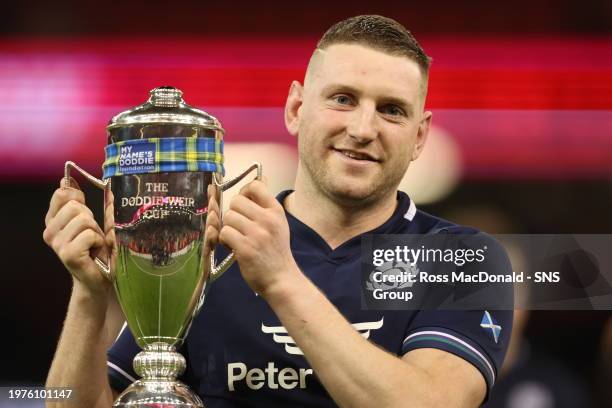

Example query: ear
[411,110,432,161]
[284,80,303,137]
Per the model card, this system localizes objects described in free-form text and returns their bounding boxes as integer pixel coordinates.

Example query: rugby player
[43,15,512,407]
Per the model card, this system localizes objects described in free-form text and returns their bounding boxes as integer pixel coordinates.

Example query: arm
[264,265,485,408]
[46,283,124,408]
[43,179,124,408]
[215,181,486,408]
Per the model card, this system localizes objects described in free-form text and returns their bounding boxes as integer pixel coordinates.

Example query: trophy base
[114,379,204,408]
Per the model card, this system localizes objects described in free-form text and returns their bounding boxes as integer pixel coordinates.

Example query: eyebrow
[320,83,415,117]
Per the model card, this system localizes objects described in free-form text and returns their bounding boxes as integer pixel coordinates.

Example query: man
[44,15,512,407]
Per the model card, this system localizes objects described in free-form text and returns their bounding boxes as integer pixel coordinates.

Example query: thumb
[91,231,112,268]
[61,176,82,190]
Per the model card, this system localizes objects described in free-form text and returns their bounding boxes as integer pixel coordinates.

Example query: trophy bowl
[65,86,261,407]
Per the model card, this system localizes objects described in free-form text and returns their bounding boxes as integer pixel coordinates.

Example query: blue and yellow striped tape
[102,137,223,179]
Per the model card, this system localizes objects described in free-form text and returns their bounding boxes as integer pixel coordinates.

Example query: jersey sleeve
[107,323,141,393]
[401,230,514,397]
[401,309,513,394]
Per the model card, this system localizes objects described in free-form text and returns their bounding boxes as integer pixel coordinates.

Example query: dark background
[0,1,610,407]
[1,1,611,35]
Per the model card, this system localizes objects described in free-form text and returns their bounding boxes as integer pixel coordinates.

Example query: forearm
[217,181,483,406]
[46,283,118,408]
[263,270,440,408]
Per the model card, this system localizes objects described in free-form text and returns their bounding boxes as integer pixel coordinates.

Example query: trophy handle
[209,162,263,282]
[64,161,113,281]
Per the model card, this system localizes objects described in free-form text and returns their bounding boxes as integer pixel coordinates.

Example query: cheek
[299,109,345,147]
[316,108,348,133]
[383,128,419,162]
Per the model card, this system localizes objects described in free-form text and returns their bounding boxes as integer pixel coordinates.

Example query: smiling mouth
[333,148,379,162]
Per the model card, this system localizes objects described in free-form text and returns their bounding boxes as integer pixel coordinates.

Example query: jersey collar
[275,190,416,261]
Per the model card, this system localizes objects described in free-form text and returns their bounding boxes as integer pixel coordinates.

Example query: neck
[284,173,398,249]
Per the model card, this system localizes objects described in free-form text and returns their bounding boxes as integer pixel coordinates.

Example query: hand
[43,177,112,298]
[218,180,300,297]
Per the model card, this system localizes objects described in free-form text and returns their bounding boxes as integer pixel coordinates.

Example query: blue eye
[333,94,353,105]
[380,105,405,116]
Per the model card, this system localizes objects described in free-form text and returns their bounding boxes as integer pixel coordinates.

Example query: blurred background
[0,0,610,407]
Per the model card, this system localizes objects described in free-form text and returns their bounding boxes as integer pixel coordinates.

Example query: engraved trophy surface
[65,86,261,407]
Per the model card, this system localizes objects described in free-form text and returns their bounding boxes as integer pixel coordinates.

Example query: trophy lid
[107,86,224,133]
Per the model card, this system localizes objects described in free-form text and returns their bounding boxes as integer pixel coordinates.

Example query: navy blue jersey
[108,190,513,407]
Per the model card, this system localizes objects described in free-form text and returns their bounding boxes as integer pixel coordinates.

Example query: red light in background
[0,36,610,180]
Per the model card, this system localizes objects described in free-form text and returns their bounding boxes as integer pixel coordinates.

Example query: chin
[325,181,380,206]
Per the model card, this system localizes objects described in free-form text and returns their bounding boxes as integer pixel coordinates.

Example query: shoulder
[393,191,484,236]
[413,208,509,262]
[394,191,505,253]
[411,207,480,235]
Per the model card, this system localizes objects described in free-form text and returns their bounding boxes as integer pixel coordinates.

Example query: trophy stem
[113,342,204,407]
[134,342,186,380]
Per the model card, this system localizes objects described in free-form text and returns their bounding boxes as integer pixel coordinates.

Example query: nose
[346,104,378,144]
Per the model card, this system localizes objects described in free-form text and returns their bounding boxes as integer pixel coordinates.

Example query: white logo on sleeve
[480,310,502,344]
[261,317,384,355]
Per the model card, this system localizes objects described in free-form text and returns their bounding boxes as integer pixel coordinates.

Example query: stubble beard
[298,142,407,210]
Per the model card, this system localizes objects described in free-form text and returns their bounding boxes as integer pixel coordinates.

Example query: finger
[205,209,221,229]
[99,230,115,260]
[46,184,86,226]
[62,229,105,269]
[92,236,111,262]
[223,209,253,235]
[54,200,95,230]
[207,183,219,200]
[238,176,265,195]
[228,194,262,221]
[45,200,95,241]
[204,210,221,247]
[204,225,219,249]
[239,180,276,209]
[103,203,114,235]
[260,174,268,186]
[62,213,105,244]
[219,225,247,251]
[62,176,81,190]
[207,194,220,215]
[103,190,114,225]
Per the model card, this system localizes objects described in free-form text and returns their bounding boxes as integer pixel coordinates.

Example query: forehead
[307,43,424,103]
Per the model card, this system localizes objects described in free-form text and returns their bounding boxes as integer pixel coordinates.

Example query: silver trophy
[65,86,261,407]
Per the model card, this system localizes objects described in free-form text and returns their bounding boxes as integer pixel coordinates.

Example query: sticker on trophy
[118,142,156,174]
[103,136,223,179]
